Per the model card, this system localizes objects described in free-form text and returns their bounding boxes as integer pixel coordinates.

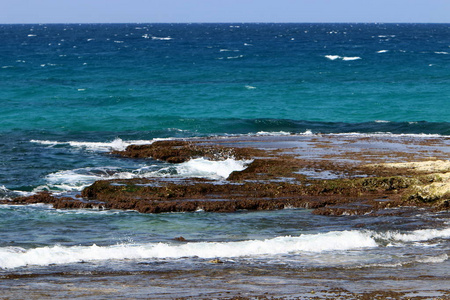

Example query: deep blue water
[0,25,449,294]
[1,23,449,134]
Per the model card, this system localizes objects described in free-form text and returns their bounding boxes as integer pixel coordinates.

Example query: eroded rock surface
[5,136,450,215]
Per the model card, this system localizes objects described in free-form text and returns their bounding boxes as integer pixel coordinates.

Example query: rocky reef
[5,138,450,215]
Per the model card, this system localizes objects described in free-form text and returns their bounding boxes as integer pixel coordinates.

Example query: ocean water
[1,23,450,298]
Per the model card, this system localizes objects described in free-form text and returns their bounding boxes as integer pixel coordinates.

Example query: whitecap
[377,50,389,53]
[227,55,244,59]
[342,56,361,61]
[325,55,341,60]
[245,85,256,89]
[152,36,172,41]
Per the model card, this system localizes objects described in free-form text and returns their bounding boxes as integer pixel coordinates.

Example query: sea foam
[375,227,450,243]
[0,230,377,269]
[173,158,252,179]
[325,55,361,61]
[37,158,252,192]
[30,138,159,152]
[342,56,362,61]
[2,227,447,269]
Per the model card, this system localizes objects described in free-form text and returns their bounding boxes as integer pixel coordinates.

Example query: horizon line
[2,21,450,25]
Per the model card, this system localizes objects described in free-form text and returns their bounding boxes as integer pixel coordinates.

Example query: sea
[0,23,449,298]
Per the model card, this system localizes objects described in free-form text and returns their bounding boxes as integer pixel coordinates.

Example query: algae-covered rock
[367,160,450,174]
[359,176,420,191]
[405,172,450,203]
[112,140,262,163]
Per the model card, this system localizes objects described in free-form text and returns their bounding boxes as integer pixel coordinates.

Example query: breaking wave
[35,158,252,192]
[325,55,362,61]
[1,227,448,270]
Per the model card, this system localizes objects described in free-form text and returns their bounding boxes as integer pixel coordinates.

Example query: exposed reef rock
[5,137,450,215]
[365,160,450,210]
[112,140,265,163]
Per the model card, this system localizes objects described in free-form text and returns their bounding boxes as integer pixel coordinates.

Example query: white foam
[375,227,450,243]
[325,55,341,60]
[30,138,158,152]
[301,130,314,135]
[255,131,291,136]
[342,56,361,61]
[377,50,389,53]
[173,158,252,179]
[0,230,377,269]
[417,253,448,264]
[152,36,172,41]
[0,185,10,200]
[37,157,251,192]
[41,167,137,192]
[227,55,244,59]
[435,51,449,55]
[245,85,256,89]
[325,55,361,61]
[220,49,239,52]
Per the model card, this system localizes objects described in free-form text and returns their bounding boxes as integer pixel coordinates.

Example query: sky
[1,0,450,24]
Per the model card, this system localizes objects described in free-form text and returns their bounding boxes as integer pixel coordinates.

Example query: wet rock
[112,140,263,163]
[8,142,450,215]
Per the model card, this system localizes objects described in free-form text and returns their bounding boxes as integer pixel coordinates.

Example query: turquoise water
[1,23,449,135]
[0,24,449,297]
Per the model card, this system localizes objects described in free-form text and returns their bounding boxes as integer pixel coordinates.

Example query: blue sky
[1,0,449,23]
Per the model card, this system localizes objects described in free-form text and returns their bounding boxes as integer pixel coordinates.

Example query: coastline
[1,133,449,299]
[7,134,450,216]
